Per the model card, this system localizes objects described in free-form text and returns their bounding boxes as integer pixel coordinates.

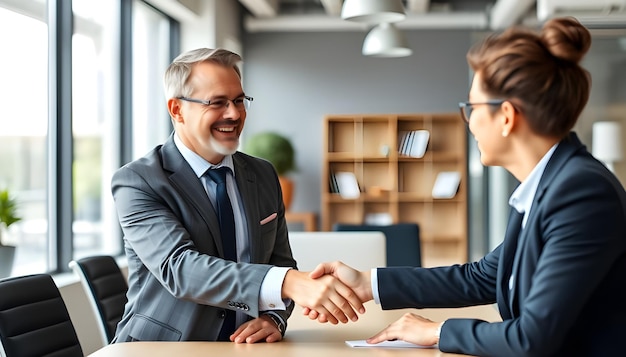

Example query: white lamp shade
[362,23,412,58]
[592,121,623,162]
[341,0,406,23]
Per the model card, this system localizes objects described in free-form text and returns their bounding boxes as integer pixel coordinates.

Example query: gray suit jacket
[378,132,626,356]
[111,135,296,342]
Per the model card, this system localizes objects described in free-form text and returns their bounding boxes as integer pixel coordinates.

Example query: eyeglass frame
[177,95,254,111]
[458,99,506,124]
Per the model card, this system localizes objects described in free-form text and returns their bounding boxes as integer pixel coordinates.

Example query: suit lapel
[533,132,586,205]
[508,222,527,316]
[161,135,222,250]
[497,208,524,320]
[232,153,261,262]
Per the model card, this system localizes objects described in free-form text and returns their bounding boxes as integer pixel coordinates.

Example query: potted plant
[243,132,296,210]
[0,188,21,278]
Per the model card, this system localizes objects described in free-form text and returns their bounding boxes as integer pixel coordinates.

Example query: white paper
[432,171,461,199]
[335,172,360,199]
[345,340,435,349]
[364,212,393,225]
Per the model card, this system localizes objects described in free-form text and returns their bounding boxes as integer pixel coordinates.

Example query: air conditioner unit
[537,0,626,21]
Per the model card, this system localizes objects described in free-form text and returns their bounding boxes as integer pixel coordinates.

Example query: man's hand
[309,261,373,302]
[366,313,441,347]
[230,315,282,343]
[281,269,364,324]
[303,261,373,322]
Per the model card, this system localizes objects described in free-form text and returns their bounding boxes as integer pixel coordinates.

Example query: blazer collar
[160,134,218,234]
[162,134,190,174]
[532,132,587,205]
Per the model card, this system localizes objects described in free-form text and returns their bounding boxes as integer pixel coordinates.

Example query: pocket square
[260,213,278,225]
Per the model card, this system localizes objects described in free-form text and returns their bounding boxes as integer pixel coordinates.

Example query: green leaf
[0,189,22,229]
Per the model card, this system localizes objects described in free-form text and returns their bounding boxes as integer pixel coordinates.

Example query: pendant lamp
[341,0,406,23]
[362,23,412,58]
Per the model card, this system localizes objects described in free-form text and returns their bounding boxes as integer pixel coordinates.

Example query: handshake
[282,261,372,324]
[282,261,442,347]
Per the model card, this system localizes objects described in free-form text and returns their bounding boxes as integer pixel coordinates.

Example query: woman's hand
[366,313,442,347]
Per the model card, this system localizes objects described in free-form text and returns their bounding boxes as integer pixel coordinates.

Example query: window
[132,0,173,159]
[72,0,121,259]
[0,0,177,277]
[0,0,49,276]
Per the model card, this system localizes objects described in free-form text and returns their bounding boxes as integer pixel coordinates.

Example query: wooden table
[89,302,501,356]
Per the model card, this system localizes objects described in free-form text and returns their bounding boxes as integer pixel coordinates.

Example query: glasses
[177,96,254,111]
[458,99,505,123]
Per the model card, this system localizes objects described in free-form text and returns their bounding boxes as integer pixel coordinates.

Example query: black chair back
[333,223,422,267]
[69,255,128,345]
[0,274,84,357]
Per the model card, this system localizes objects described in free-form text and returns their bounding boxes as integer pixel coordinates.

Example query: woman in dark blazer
[307,17,626,356]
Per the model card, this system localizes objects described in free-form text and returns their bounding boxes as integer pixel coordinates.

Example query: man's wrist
[264,312,286,336]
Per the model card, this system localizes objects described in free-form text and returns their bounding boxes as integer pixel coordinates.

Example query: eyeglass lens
[458,103,473,123]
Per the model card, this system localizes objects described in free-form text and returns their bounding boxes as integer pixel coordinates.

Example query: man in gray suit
[111,48,362,344]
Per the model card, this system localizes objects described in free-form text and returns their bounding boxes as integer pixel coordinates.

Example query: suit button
[219,310,226,318]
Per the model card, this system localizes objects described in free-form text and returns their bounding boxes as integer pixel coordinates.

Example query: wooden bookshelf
[322,113,468,267]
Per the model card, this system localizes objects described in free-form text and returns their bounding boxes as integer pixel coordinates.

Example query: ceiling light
[341,0,406,23]
[362,23,412,58]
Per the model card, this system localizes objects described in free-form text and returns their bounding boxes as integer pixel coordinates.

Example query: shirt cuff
[371,268,381,304]
[259,266,292,311]
[435,321,444,343]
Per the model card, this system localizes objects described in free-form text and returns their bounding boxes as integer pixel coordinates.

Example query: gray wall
[242,30,474,217]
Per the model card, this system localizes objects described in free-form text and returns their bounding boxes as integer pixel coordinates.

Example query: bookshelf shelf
[322,113,468,267]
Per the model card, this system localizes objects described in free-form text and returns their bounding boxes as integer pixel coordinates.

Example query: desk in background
[89,302,501,357]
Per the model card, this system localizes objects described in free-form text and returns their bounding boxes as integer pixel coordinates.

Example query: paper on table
[345,340,435,349]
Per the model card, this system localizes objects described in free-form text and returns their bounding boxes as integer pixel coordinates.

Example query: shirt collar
[173,132,235,178]
[509,143,558,215]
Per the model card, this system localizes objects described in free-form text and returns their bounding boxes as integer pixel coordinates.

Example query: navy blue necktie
[205,167,237,340]
[206,167,237,261]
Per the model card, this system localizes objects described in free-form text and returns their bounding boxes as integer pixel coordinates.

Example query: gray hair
[163,48,242,99]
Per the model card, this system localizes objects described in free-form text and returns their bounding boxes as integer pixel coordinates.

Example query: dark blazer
[377,132,626,356]
[111,134,296,342]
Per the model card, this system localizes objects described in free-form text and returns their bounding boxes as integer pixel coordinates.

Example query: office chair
[69,255,128,346]
[332,223,422,267]
[0,274,84,357]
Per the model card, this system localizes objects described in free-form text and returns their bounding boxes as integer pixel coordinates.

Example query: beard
[210,134,239,156]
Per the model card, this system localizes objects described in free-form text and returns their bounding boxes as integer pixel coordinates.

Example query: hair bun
[541,17,591,64]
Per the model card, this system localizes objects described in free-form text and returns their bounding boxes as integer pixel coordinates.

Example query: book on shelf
[364,212,393,225]
[329,171,339,193]
[432,171,461,199]
[398,130,429,158]
[398,131,409,153]
[333,171,360,199]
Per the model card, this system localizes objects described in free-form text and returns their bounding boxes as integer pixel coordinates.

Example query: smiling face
[168,61,246,164]
[467,72,509,167]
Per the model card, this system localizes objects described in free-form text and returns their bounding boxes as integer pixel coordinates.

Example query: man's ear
[500,100,517,137]
[168,98,184,123]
